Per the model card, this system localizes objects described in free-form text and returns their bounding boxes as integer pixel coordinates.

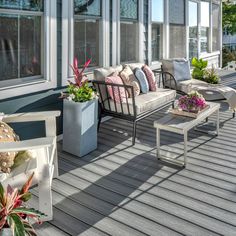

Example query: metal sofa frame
[92,79,175,145]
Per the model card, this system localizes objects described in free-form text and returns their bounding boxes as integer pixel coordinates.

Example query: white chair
[0,111,61,221]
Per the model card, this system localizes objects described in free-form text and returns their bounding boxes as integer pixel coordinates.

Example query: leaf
[12,208,45,218]
[8,214,25,236]
[20,172,34,195]
[19,192,32,202]
[23,221,37,236]
[0,183,4,203]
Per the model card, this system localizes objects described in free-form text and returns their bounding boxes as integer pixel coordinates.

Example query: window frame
[62,0,109,86]
[150,0,165,63]
[0,0,57,100]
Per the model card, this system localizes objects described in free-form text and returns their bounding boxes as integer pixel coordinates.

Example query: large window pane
[169,0,185,24]
[189,1,198,59]
[152,23,163,61]
[200,1,209,53]
[0,14,42,81]
[169,25,186,58]
[74,20,100,67]
[152,0,164,22]
[120,22,138,63]
[169,0,186,58]
[20,16,41,78]
[74,0,101,16]
[0,14,18,80]
[120,0,138,20]
[0,0,43,11]
[212,4,220,51]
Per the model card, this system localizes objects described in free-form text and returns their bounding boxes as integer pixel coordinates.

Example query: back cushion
[142,65,157,91]
[105,72,128,103]
[94,65,123,101]
[162,59,191,81]
[134,68,149,94]
[120,65,140,97]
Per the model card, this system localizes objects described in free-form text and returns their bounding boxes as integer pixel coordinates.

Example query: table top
[154,102,220,134]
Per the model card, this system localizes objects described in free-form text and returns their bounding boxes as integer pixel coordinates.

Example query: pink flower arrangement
[178,91,206,113]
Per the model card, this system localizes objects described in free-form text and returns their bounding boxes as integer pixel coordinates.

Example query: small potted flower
[0,173,45,236]
[178,91,207,113]
[61,58,98,157]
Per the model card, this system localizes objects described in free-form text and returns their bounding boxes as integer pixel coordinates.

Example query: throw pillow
[134,68,149,93]
[105,72,128,103]
[142,65,157,91]
[120,65,140,97]
[0,122,18,173]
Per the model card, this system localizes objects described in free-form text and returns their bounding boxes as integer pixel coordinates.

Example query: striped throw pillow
[142,65,157,91]
[105,72,128,103]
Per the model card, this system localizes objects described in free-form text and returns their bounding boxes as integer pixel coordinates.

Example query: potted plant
[61,58,98,157]
[191,57,208,81]
[0,173,45,236]
[178,91,207,113]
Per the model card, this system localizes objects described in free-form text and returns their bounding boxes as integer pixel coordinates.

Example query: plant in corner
[0,173,45,236]
[62,58,98,157]
[191,57,208,81]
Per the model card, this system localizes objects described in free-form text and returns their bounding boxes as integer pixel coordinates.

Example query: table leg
[184,132,188,167]
[216,109,220,136]
[156,128,160,159]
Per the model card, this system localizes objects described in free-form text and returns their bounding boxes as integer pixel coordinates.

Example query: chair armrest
[153,69,178,91]
[0,137,55,152]
[2,111,61,123]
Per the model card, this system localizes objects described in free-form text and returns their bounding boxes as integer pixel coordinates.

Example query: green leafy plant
[60,58,95,103]
[204,66,220,84]
[191,57,208,81]
[0,173,45,236]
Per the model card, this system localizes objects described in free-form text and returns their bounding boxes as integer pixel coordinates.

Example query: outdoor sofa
[92,63,176,145]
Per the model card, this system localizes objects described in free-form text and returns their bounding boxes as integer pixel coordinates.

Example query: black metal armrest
[92,80,136,118]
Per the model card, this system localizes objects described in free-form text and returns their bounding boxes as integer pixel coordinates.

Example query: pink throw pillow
[105,73,128,103]
[142,65,157,91]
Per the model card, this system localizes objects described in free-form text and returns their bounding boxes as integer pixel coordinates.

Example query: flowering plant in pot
[62,58,98,157]
[178,91,207,113]
[61,58,96,102]
[0,173,45,236]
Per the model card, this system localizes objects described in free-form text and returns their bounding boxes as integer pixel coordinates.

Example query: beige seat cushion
[104,88,176,116]
[120,65,140,97]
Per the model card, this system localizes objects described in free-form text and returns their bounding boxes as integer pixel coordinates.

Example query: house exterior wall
[0,0,222,138]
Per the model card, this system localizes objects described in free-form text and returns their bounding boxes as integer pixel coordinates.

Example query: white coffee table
[154,102,220,167]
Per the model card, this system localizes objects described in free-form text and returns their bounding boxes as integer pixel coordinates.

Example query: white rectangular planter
[63,98,98,157]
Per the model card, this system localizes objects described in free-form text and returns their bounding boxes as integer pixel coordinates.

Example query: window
[212,3,220,51]
[169,0,186,58]
[120,0,138,63]
[74,0,101,67]
[200,1,210,53]
[0,0,43,86]
[188,1,198,59]
[151,0,164,61]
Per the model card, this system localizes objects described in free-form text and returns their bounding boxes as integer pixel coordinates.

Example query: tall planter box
[63,98,98,157]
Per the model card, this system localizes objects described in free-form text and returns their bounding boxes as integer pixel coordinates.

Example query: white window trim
[0,0,57,100]
[61,0,109,86]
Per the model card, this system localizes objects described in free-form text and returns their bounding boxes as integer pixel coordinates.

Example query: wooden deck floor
[34,71,236,236]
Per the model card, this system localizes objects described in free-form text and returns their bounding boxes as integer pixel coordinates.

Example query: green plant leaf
[23,221,37,236]
[12,208,45,218]
[20,172,34,195]
[8,214,25,236]
[20,192,32,202]
[0,183,4,203]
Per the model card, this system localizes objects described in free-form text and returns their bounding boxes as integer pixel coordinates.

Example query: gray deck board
[34,74,236,235]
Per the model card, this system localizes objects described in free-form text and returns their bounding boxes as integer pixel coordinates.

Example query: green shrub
[204,66,220,84]
[191,57,208,81]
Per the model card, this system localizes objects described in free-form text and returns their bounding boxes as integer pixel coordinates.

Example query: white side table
[154,102,220,167]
